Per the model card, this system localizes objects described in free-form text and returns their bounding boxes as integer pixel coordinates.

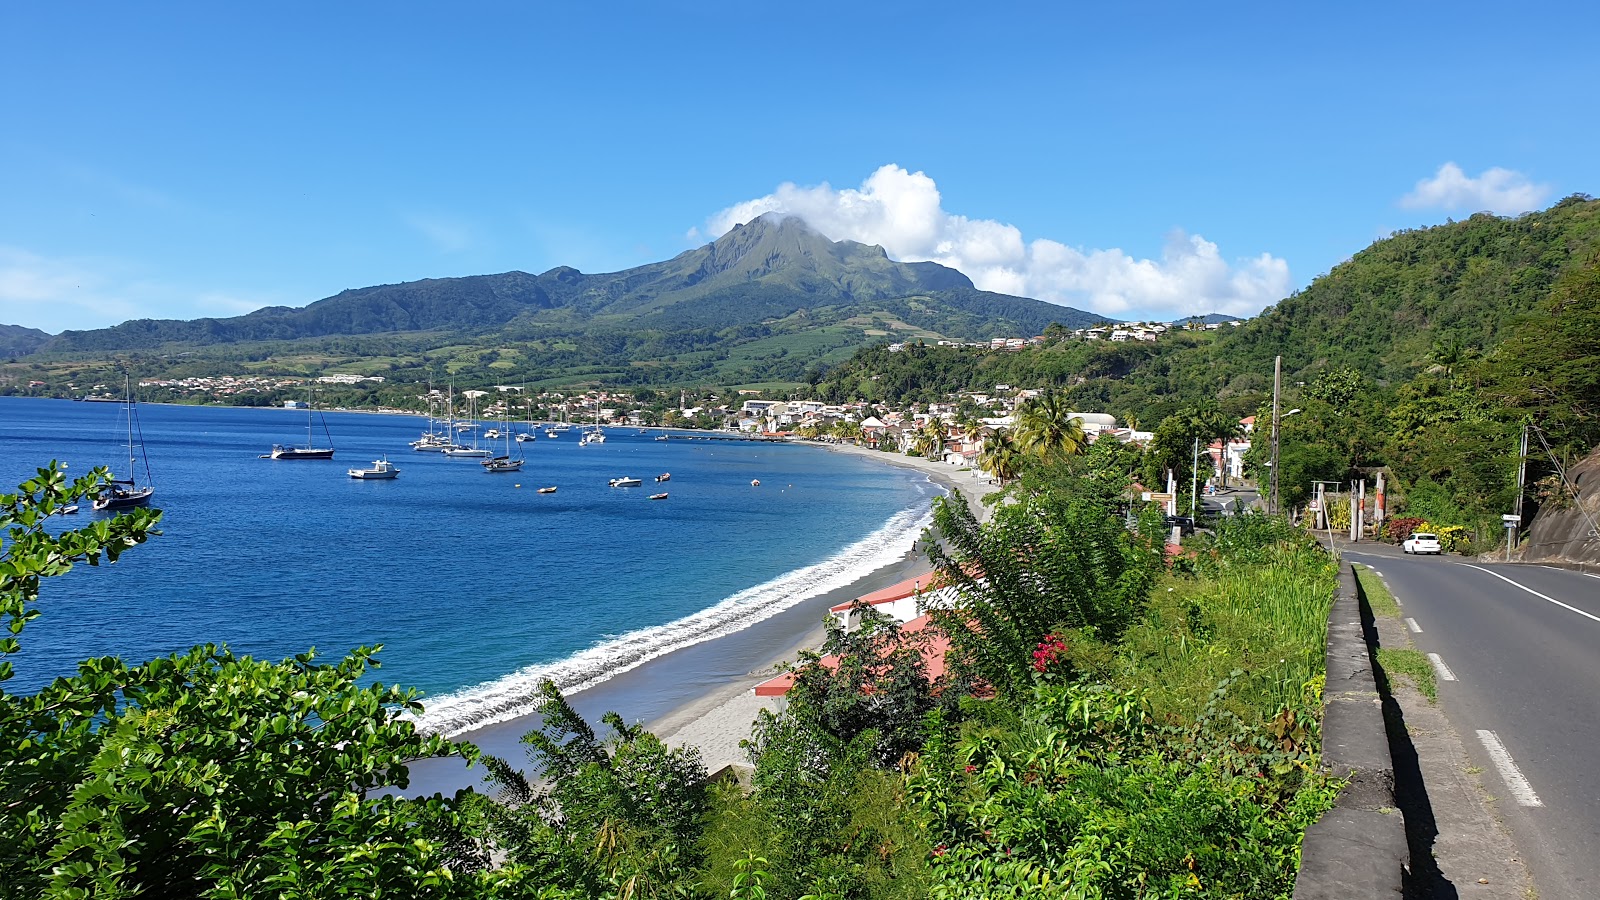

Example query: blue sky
[3,2,1595,333]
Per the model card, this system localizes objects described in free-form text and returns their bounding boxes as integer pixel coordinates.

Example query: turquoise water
[0,397,937,733]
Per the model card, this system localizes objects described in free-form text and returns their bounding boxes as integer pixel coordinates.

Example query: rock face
[1523,445,1600,564]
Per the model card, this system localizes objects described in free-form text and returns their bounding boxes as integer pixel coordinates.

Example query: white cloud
[1399,162,1550,216]
[703,165,1290,320]
[403,213,474,253]
[0,247,284,333]
[0,247,141,333]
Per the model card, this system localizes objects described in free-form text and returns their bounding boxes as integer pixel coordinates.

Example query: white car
[1403,532,1442,555]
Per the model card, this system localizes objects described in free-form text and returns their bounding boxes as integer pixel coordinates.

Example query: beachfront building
[754,573,964,702]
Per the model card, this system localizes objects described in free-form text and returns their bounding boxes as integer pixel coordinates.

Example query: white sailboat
[443,390,493,457]
[93,375,155,511]
[482,404,524,472]
[580,398,606,445]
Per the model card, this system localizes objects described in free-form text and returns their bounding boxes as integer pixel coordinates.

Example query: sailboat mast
[125,375,136,478]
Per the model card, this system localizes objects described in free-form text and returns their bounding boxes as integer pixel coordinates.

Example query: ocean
[0,396,939,736]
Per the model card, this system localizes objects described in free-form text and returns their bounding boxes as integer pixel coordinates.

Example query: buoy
[751,479,761,487]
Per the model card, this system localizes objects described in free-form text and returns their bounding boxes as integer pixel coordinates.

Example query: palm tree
[1183,404,1244,487]
[978,428,1025,484]
[913,420,946,459]
[1012,389,1086,464]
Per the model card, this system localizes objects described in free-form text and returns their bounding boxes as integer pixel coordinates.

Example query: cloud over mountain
[1399,162,1550,216]
[703,165,1291,319]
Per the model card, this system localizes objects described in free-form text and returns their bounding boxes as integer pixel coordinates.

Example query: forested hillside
[0,324,50,359]
[804,196,1600,546]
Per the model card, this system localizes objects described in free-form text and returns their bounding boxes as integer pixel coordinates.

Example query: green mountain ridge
[0,324,52,359]
[39,215,1090,354]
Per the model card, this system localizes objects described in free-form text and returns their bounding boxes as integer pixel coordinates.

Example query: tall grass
[1121,540,1338,727]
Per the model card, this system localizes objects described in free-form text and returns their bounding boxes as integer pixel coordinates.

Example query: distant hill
[1170,313,1240,326]
[41,215,1098,354]
[0,324,51,358]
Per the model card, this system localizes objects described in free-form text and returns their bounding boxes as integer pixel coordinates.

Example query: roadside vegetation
[1354,564,1438,703]
[4,433,1343,898]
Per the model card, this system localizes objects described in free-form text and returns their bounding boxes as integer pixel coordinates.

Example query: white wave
[413,499,935,736]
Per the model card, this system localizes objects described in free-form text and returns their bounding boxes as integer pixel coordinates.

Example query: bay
[0,397,937,733]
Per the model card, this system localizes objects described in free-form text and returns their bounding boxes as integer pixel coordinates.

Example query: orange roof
[755,614,952,697]
[827,572,936,613]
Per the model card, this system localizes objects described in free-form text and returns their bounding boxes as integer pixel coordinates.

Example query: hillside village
[449,383,1258,490]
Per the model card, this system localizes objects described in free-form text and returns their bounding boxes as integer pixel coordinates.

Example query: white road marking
[1406,617,1423,633]
[1428,652,1457,681]
[1477,730,1544,807]
[1459,564,1600,624]
[1371,569,1383,577]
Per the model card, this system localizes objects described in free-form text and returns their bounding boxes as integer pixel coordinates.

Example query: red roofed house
[756,572,961,699]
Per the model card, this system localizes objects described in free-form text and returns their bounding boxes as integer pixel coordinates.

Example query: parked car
[1403,532,1442,555]
[1164,514,1196,535]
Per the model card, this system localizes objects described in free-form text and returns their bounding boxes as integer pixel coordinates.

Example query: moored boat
[348,457,400,479]
[536,486,557,494]
[655,472,671,482]
[93,375,155,512]
[268,386,335,459]
[608,476,642,488]
[648,492,668,500]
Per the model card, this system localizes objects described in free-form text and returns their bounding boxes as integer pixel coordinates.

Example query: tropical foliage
[2,446,1343,899]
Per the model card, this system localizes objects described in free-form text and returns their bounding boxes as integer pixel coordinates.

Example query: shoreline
[402,442,998,794]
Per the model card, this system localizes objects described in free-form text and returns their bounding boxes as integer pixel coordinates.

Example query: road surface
[1343,545,1600,899]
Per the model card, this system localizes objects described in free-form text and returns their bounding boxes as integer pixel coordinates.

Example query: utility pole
[1191,435,1200,518]
[1269,355,1282,516]
[1509,424,1530,560]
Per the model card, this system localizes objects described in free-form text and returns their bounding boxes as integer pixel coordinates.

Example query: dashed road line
[1459,564,1600,624]
[1477,730,1544,807]
[1406,617,1422,633]
[1428,652,1457,681]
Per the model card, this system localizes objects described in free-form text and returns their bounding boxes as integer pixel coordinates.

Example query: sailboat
[93,375,155,511]
[482,404,524,472]
[444,390,493,458]
[413,385,465,451]
[580,398,606,446]
[269,386,335,459]
[516,395,538,443]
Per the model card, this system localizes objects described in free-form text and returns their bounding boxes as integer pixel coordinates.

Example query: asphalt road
[1343,545,1600,899]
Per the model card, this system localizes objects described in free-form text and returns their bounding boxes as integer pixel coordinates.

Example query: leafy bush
[1,463,517,899]
[925,491,1165,698]
[1383,516,1427,543]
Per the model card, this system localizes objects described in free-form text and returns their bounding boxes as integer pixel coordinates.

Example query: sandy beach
[646,442,997,773]
[402,441,998,793]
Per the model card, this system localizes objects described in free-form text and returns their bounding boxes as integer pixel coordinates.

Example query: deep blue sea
[0,397,937,734]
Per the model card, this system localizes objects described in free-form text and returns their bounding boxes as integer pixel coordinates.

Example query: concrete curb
[1293,563,1408,898]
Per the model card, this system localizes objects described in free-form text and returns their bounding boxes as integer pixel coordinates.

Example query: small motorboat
[608,476,642,488]
[349,457,400,480]
[655,472,671,482]
[751,479,761,487]
[648,492,668,500]
[56,505,80,515]
[537,486,558,494]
